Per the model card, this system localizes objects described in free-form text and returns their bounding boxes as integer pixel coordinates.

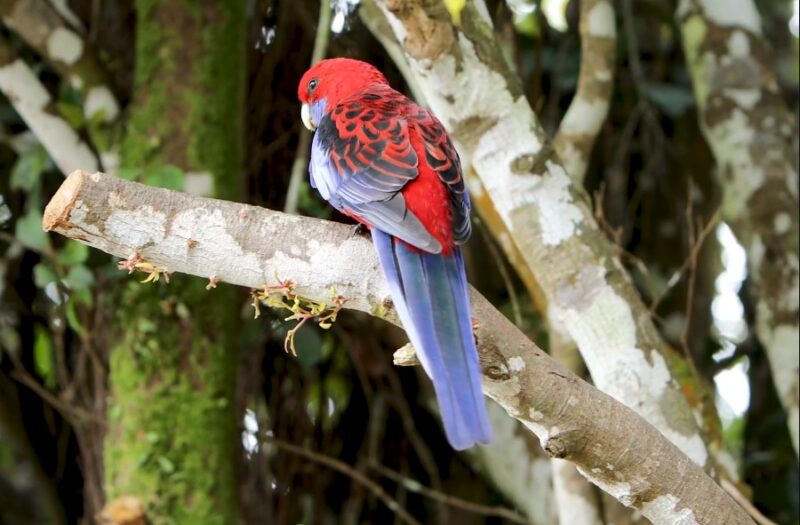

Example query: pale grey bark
[678,0,800,457]
[42,170,755,525]
[372,0,729,480]
[553,0,617,183]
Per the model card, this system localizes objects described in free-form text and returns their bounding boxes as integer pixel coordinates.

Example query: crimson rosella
[298,58,492,450]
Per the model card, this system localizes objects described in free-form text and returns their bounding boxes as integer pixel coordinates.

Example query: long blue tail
[372,230,492,450]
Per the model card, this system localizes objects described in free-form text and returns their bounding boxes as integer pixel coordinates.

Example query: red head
[298,58,389,130]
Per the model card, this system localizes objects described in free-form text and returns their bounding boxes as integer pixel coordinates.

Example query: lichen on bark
[678,0,800,457]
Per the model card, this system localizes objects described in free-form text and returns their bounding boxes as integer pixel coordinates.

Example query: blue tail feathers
[372,230,492,450]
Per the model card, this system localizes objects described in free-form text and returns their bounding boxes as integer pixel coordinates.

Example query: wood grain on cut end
[42,169,88,232]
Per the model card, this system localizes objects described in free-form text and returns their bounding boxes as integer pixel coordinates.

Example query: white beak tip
[301,103,316,131]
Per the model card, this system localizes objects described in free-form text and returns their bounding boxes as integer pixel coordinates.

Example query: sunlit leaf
[56,240,89,266]
[33,263,58,288]
[33,326,56,389]
[65,299,87,336]
[157,456,175,474]
[10,145,48,192]
[64,264,95,290]
[514,12,540,37]
[443,0,465,25]
[56,101,86,129]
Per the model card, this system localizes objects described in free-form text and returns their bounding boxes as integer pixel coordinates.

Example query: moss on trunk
[103,1,245,523]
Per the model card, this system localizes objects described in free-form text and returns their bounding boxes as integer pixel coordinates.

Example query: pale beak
[301,103,316,131]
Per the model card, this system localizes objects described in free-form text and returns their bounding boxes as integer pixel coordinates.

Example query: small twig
[10,368,105,426]
[679,183,699,357]
[648,206,721,316]
[284,0,332,214]
[263,436,422,525]
[620,0,667,145]
[370,463,534,525]
[592,184,649,276]
[383,368,447,522]
[721,478,779,525]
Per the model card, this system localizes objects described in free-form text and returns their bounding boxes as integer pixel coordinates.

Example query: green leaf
[33,326,56,389]
[33,263,58,288]
[15,208,51,253]
[10,145,49,192]
[109,405,123,421]
[56,101,86,129]
[514,12,540,38]
[74,287,93,307]
[56,240,89,266]
[65,299,86,336]
[0,327,21,356]
[143,165,183,190]
[64,264,95,291]
[157,456,175,474]
[117,167,141,181]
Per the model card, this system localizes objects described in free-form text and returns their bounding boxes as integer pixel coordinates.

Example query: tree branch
[677,0,800,458]
[1,0,121,172]
[372,0,728,477]
[553,0,617,183]
[42,170,754,525]
[0,33,99,175]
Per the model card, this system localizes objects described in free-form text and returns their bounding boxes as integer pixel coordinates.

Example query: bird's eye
[308,78,319,93]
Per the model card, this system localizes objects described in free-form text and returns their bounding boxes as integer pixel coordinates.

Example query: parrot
[297,58,492,450]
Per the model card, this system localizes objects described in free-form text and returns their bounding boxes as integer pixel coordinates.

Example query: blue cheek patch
[311,99,328,127]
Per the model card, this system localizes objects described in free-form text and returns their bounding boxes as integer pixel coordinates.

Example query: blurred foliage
[0,0,798,524]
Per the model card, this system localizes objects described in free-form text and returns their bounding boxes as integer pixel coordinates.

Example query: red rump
[403,125,454,254]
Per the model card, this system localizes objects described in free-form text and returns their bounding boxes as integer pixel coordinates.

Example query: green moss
[105,279,239,525]
[107,2,245,523]
[184,1,246,201]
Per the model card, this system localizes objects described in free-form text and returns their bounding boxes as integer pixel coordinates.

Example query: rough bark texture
[549,3,619,519]
[360,0,546,308]
[677,0,800,457]
[359,7,554,517]
[373,0,726,476]
[43,171,756,525]
[101,1,246,523]
[552,0,616,183]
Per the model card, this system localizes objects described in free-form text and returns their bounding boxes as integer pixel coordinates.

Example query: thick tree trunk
[678,0,800,457]
[370,0,734,479]
[102,1,246,523]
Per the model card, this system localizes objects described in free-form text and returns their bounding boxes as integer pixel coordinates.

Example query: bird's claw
[349,223,369,239]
